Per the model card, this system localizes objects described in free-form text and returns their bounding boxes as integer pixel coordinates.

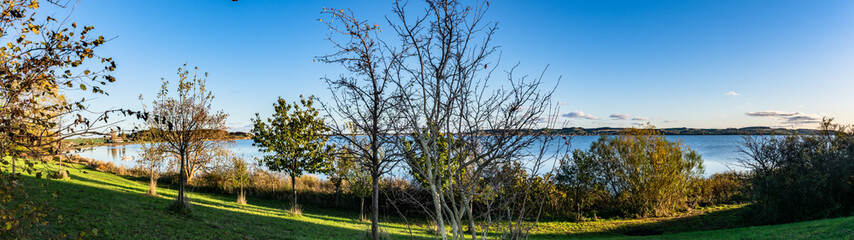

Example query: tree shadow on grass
[528,206,753,239]
[16,174,431,240]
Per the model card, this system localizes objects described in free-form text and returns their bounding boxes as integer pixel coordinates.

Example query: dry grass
[364,227,392,240]
[236,192,247,205]
[289,204,303,217]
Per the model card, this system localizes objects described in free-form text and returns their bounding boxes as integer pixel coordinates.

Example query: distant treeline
[511,127,821,136]
[126,129,251,141]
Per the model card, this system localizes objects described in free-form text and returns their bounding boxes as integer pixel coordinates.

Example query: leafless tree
[317,8,405,240]
[388,0,559,239]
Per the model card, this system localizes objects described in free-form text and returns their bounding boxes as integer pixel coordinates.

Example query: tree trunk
[237,184,246,205]
[149,171,157,196]
[335,184,340,207]
[431,184,448,240]
[291,174,298,206]
[361,196,366,220]
[371,174,380,240]
[176,151,186,207]
[9,142,14,174]
[467,205,476,240]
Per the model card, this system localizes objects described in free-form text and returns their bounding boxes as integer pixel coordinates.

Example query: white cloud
[557,101,569,106]
[726,91,740,96]
[609,113,631,120]
[562,111,600,120]
[631,117,648,121]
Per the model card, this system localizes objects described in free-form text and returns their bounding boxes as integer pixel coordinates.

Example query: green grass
[7,162,854,239]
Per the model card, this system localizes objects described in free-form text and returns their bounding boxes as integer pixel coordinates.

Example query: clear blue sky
[56,0,854,131]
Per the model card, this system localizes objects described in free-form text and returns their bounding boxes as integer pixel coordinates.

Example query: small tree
[230,155,251,205]
[328,147,355,207]
[251,95,332,208]
[147,64,229,212]
[137,142,167,196]
[347,161,372,220]
[555,148,601,220]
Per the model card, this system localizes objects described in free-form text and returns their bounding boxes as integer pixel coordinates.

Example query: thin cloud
[557,101,569,106]
[631,117,648,121]
[746,111,799,117]
[745,111,822,126]
[609,113,631,120]
[782,115,821,125]
[563,111,600,120]
[725,91,740,96]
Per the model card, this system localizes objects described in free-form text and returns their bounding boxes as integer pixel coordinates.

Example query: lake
[73,135,754,177]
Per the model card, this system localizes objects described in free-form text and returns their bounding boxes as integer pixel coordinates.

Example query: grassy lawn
[7,162,854,239]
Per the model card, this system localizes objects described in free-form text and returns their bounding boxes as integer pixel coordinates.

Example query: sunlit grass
[6,160,853,239]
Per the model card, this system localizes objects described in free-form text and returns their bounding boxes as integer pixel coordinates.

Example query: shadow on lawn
[530,206,753,239]
[16,172,429,240]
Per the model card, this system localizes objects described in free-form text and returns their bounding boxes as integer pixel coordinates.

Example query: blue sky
[55,0,854,131]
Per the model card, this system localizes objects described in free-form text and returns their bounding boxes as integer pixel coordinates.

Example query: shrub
[740,118,854,223]
[688,171,749,207]
[556,127,704,217]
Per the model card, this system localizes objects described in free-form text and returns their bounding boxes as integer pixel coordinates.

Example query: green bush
[556,127,704,217]
[740,118,854,223]
[688,171,749,207]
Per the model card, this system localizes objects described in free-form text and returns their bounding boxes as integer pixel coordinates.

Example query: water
[73,135,754,176]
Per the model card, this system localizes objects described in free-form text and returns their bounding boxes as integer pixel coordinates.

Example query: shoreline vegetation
[66,126,819,149]
[65,131,252,148]
[5,158,853,239]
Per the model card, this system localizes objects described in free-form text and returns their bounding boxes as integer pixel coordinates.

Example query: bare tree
[317,9,403,240]
[146,64,229,212]
[388,1,558,239]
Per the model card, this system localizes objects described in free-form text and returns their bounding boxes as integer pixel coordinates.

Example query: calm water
[73,135,753,176]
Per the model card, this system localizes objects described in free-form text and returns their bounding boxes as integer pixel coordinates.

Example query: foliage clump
[252,95,332,207]
[740,118,854,223]
[556,127,704,218]
[0,173,50,237]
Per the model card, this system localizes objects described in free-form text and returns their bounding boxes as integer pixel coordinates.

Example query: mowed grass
[8,161,854,239]
[12,162,433,239]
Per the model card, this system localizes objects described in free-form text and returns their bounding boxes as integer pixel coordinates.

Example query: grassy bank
[7,162,854,239]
